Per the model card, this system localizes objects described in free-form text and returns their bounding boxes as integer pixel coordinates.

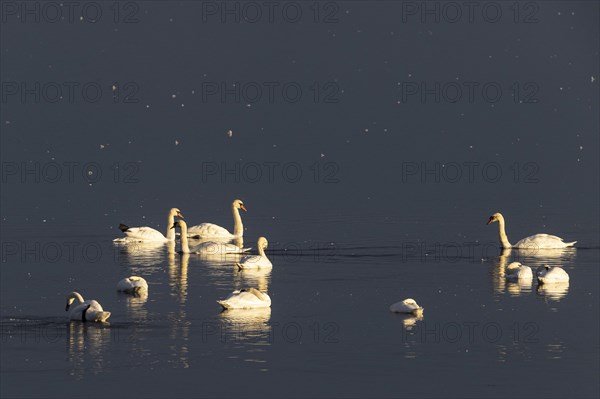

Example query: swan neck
[232,205,243,236]
[497,216,512,248]
[179,223,190,253]
[258,244,266,257]
[166,211,176,241]
[69,292,84,304]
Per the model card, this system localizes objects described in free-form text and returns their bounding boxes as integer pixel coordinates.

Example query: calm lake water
[1,1,599,398]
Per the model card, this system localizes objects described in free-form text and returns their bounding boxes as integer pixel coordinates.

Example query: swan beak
[177,213,184,219]
[170,223,177,229]
[65,304,70,311]
[240,204,247,212]
[486,217,494,225]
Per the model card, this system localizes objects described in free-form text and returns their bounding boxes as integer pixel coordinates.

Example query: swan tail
[118,223,130,232]
[216,300,230,309]
[564,241,577,247]
[241,247,252,253]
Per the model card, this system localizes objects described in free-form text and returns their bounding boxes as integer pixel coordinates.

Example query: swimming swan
[236,237,272,270]
[217,288,271,309]
[115,208,184,242]
[505,262,533,281]
[117,276,148,295]
[173,220,251,254]
[389,298,424,316]
[65,292,111,322]
[186,199,246,239]
[537,265,570,284]
[486,212,576,249]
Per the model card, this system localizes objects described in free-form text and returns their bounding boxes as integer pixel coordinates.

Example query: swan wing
[186,223,233,238]
[514,234,576,249]
[121,226,166,242]
[217,290,270,309]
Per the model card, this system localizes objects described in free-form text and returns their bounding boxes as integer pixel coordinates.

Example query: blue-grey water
[1,1,599,398]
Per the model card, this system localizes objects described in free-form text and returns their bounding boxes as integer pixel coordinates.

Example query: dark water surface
[1,1,599,398]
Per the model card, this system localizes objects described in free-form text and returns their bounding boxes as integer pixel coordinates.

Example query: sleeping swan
[114,208,184,242]
[172,220,251,254]
[187,199,246,239]
[236,237,272,270]
[537,265,570,284]
[505,262,533,281]
[217,288,271,309]
[65,292,111,322]
[486,212,576,249]
[117,276,148,295]
[389,298,424,316]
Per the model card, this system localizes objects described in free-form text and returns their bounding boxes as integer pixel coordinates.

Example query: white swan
[114,208,184,242]
[117,276,148,295]
[389,298,424,316]
[537,265,570,284]
[173,220,250,254]
[65,292,111,322]
[486,212,576,249]
[236,237,272,270]
[217,288,271,309]
[186,199,246,239]
[505,262,533,281]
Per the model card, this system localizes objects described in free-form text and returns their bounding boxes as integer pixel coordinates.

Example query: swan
[117,276,148,295]
[505,262,533,281]
[217,288,271,309]
[65,292,111,322]
[114,208,184,242]
[172,220,251,254]
[186,199,246,239]
[486,212,576,249]
[537,265,570,284]
[236,237,272,270]
[389,298,424,316]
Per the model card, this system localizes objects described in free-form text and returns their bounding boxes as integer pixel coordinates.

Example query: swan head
[403,298,420,307]
[233,199,247,212]
[257,237,268,250]
[169,208,184,219]
[486,212,503,225]
[65,291,83,311]
[171,219,187,229]
[506,262,522,271]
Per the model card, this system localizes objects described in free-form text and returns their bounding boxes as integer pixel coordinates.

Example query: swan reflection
[167,251,190,368]
[66,322,110,380]
[113,240,167,268]
[218,307,272,343]
[537,281,570,301]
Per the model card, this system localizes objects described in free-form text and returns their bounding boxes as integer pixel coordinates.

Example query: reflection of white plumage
[187,199,246,239]
[217,288,271,309]
[389,298,423,316]
[537,265,570,284]
[65,292,111,322]
[117,276,148,295]
[487,212,576,249]
[173,220,251,254]
[505,262,533,281]
[237,237,272,270]
[114,208,184,242]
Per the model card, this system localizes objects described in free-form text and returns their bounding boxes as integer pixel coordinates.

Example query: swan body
[505,262,533,281]
[237,237,272,270]
[65,292,111,322]
[117,276,148,295]
[173,220,250,254]
[389,298,424,316]
[115,208,184,242]
[486,212,576,249]
[187,199,246,238]
[537,265,570,284]
[217,288,271,309]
